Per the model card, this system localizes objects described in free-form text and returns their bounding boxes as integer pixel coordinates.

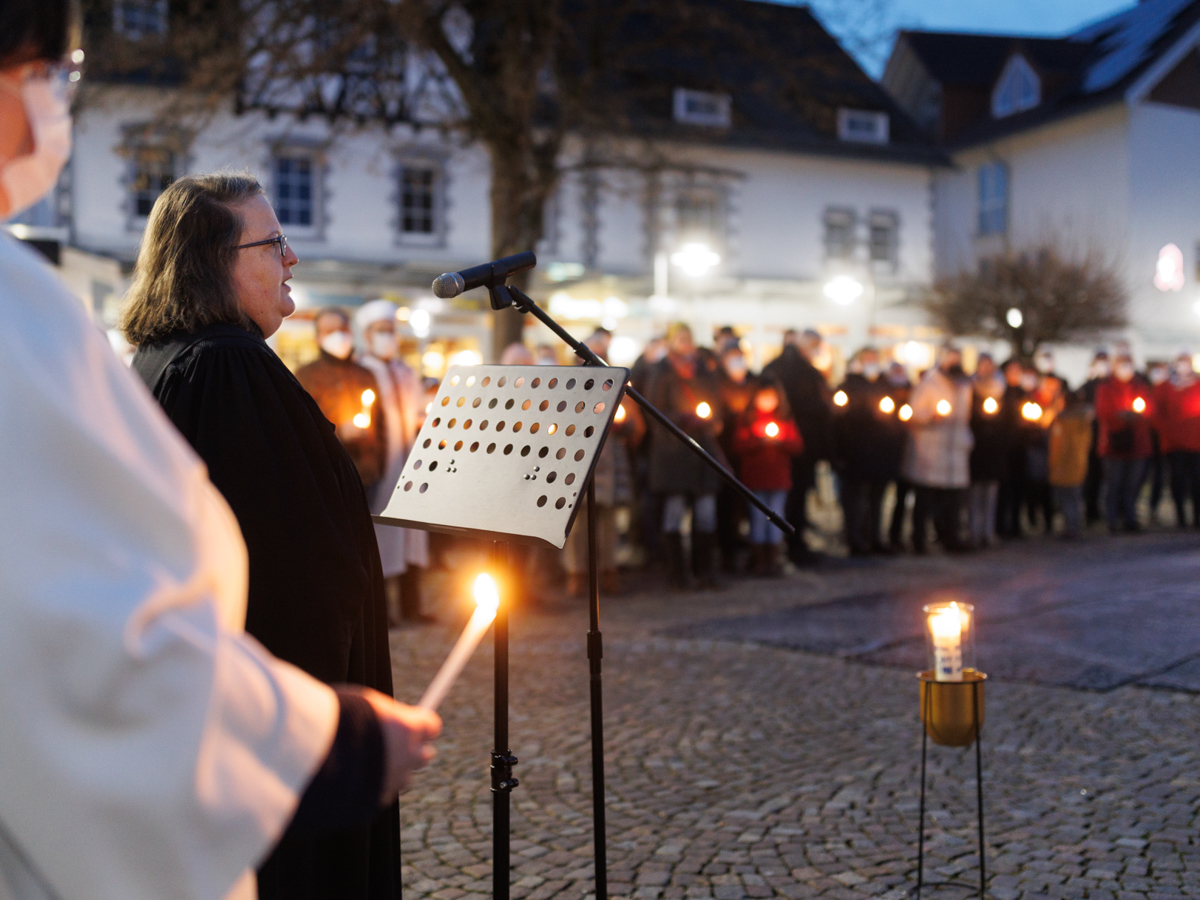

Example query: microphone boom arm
[493,281,796,537]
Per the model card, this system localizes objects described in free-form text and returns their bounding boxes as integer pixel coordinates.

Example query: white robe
[359,354,429,577]
[0,235,339,900]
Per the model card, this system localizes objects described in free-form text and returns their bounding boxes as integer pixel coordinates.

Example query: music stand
[375,363,627,900]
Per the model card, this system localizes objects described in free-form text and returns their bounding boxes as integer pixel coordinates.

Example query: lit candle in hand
[419,574,501,710]
[764,421,780,438]
[833,390,848,407]
[982,397,999,415]
[929,603,965,682]
[880,396,895,414]
[1132,396,1146,414]
[899,404,913,422]
[695,402,712,419]
[936,399,951,416]
[1021,401,1043,421]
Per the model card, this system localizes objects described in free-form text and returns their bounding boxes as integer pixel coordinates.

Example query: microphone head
[432,272,465,299]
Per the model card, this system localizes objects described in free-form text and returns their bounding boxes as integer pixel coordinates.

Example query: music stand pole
[492,541,518,900]
[585,479,608,900]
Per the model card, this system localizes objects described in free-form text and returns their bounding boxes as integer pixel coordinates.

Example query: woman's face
[0,62,37,216]
[230,193,299,338]
[755,389,779,414]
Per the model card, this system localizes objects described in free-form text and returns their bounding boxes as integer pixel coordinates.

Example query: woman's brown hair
[120,173,263,346]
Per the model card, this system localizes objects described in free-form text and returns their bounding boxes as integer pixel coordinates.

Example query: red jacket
[1153,379,1200,453]
[1095,376,1154,459]
[732,409,803,490]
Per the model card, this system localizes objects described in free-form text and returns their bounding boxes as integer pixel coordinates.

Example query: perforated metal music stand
[375,363,627,900]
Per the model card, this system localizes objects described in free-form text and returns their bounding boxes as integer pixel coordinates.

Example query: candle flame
[936,399,951,416]
[473,573,500,618]
[353,412,370,428]
[929,603,964,639]
[983,396,999,415]
[879,396,895,414]
[1133,396,1146,413]
[765,421,780,438]
[695,401,712,419]
[833,390,848,407]
[361,388,376,407]
[1022,401,1043,421]
[615,404,627,423]
[899,403,913,422]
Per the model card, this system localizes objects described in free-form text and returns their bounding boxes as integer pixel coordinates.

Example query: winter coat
[762,345,833,462]
[1049,408,1093,487]
[1095,376,1154,459]
[902,368,974,489]
[732,408,803,491]
[646,355,725,495]
[833,373,902,483]
[1153,378,1200,453]
[969,377,1007,482]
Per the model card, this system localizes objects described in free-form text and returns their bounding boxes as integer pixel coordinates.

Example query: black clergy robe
[132,322,401,900]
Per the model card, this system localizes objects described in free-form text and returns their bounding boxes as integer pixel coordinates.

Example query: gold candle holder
[918,669,986,748]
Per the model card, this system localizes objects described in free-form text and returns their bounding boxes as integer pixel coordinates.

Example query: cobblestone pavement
[390,532,1200,900]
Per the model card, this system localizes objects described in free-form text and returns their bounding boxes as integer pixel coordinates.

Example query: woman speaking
[123,174,405,900]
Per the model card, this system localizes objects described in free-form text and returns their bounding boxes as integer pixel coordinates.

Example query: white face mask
[0,78,72,220]
[1175,361,1193,378]
[1020,373,1039,392]
[370,331,397,360]
[862,363,881,380]
[1089,361,1110,380]
[1150,367,1169,386]
[1114,362,1135,382]
[319,330,354,360]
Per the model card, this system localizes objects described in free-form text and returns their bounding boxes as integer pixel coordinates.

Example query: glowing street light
[670,242,721,278]
[410,308,432,338]
[823,275,864,306]
[1006,308,1023,329]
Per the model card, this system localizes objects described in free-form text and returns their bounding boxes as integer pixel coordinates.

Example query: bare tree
[923,246,1128,357]
[83,0,873,353]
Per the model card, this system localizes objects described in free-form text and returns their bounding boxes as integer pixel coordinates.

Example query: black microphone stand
[481,271,795,900]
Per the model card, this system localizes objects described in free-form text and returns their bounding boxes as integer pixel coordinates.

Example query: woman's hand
[357,687,442,803]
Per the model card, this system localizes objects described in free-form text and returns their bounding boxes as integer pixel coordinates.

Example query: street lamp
[1005,307,1023,329]
[670,241,721,278]
[823,274,864,306]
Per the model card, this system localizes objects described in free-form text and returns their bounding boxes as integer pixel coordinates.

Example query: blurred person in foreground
[296,307,387,489]
[733,379,803,575]
[903,345,973,554]
[967,353,1006,548]
[1095,354,1154,533]
[500,341,535,366]
[125,174,420,899]
[1049,390,1094,538]
[832,348,895,556]
[646,323,724,588]
[763,328,834,566]
[356,300,432,624]
[1153,352,1200,527]
[0,7,438,900]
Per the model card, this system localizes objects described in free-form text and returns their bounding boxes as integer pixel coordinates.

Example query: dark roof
[585,0,947,165]
[888,0,1200,148]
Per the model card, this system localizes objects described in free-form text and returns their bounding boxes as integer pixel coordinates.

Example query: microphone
[432,251,537,299]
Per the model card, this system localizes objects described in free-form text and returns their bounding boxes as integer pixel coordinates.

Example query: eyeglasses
[3,49,84,105]
[235,234,290,258]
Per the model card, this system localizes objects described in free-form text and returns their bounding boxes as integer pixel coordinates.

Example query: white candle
[930,604,964,682]
[419,574,500,710]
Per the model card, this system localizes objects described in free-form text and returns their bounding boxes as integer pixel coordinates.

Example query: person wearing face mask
[1152,352,1200,528]
[902,344,974,554]
[996,358,1032,538]
[832,348,894,556]
[295,307,387,490]
[355,300,433,624]
[716,343,755,572]
[1094,354,1154,533]
[1081,349,1111,524]
[1144,361,1171,522]
[127,177,424,900]
[884,362,915,550]
[0,4,440,898]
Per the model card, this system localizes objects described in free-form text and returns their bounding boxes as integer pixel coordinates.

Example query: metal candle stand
[377,251,795,900]
[915,670,988,900]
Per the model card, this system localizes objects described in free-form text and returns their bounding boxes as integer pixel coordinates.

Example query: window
[992,55,1040,118]
[823,208,856,259]
[673,88,732,128]
[396,159,443,243]
[868,211,898,267]
[274,153,316,229]
[113,0,168,39]
[837,109,889,144]
[130,144,176,219]
[977,162,1008,236]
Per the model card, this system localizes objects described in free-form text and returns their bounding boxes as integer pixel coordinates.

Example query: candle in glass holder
[419,574,501,710]
[924,601,974,683]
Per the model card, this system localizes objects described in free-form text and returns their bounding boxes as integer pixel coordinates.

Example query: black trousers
[889,478,913,548]
[785,458,817,558]
[911,486,965,552]
[842,478,886,554]
[1168,450,1200,527]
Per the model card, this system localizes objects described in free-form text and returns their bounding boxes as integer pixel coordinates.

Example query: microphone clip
[488,282,535,313]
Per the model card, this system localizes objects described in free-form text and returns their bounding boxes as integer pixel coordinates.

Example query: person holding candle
[125,175,416,899]
[1095,353,1154,533]
[296,307,388,491]
[996,359,1032,539]
[1151,352,1200,528]
[1049,389,1094,538]
[732,380,803,574]
[903,344,974,554]
[968,353,1007,549]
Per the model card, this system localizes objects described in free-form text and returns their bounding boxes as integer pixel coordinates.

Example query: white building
[9,0,945,375]
[883,0,1200,378]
